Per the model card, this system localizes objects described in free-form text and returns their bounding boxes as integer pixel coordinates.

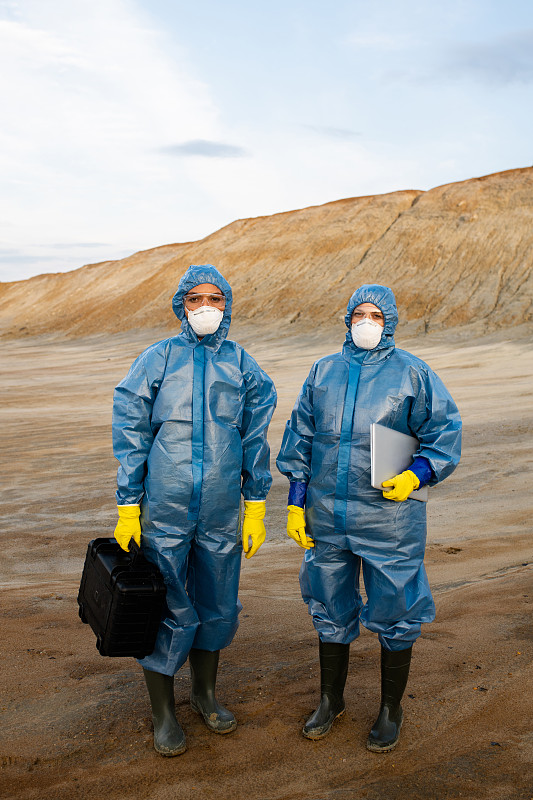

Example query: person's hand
[382,469,420,502]
[114,505,141,551]
[242,500,266,559]
[287,505,314,549]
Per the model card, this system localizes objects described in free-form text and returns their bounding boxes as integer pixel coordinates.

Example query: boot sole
[190,701,237,734]
[366,736,399,753]
[154,740,187,757]
[366,718,403,753]
[302,708,346,740]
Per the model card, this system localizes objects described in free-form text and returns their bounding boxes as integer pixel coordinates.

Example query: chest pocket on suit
[152,377,193,423]
[312,384,344,435]
[206,373,246,428]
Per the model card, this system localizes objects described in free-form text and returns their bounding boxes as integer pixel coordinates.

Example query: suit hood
[172,264,232,347]
[344,283,398,351]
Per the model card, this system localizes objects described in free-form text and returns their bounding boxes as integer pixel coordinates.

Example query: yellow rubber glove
[114,504,141,551]
[287,505,314,549]
[382,469,420,502]
[242,500,266,559]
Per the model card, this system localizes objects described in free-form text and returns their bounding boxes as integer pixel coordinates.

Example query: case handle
[128,538,143,565]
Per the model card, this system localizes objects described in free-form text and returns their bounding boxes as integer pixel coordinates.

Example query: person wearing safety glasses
[277,284,461,753]
[112,264,277,756]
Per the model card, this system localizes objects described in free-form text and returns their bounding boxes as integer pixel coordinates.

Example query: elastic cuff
[288,481,307,508]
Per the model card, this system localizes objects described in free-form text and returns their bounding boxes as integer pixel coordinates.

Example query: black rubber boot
[366,645,412,752]
[302,640,350,740]
[189,648,237,734]
[143,668,187,756]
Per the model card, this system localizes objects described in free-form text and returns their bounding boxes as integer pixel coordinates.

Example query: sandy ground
[1,326,532,800]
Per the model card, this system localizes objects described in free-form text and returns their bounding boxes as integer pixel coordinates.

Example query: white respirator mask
[351,318,383,350]
[187,306,224,336]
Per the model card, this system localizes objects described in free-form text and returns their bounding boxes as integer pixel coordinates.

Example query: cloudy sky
[1,0,532,282]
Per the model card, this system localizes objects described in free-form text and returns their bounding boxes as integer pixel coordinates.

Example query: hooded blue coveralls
[276,285,462,652]
[112,265,277,675]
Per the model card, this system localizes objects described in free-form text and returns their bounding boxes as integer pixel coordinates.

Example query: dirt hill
[1,167,532,338]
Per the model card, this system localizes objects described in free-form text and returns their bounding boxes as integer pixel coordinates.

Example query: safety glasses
[184,293,226,309]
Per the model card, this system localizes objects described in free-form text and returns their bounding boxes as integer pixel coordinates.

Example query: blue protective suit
[276,284,461,651]
[113,265,277,675]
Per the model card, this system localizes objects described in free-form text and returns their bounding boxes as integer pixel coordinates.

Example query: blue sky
[0,0,532,282]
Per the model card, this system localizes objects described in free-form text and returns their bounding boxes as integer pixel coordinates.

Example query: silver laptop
[370,423,429,502]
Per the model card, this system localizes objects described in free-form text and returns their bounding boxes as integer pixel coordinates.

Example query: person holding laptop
[276,284,461,752]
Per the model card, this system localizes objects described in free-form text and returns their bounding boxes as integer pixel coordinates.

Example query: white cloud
[1,1,532,282]
[0,0,221,270]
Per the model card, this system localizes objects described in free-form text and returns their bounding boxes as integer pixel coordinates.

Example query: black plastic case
[77,537,166,658]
